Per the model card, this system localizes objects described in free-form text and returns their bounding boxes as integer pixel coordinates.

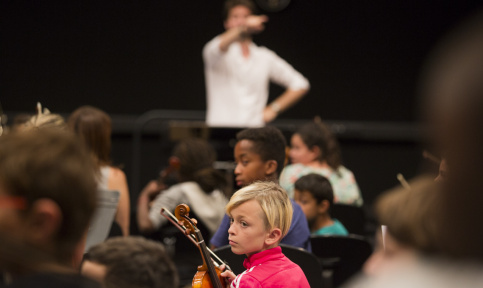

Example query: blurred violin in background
[157,156,181,190]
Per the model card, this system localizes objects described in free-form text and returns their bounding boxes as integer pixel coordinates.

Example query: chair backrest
[280,244,324,288]
[213,244,324,288]
[212,245,245,275]
[84,189,120,252]
[331,203,366,235]
[310,234,373,288]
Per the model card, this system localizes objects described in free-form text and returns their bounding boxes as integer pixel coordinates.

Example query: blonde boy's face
[228,199,272,256]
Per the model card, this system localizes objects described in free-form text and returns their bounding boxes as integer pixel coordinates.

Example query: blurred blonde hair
[22,102,66,131]
[226,181,292,239]
[375,175,439,254]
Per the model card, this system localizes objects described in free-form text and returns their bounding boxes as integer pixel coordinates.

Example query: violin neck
[195,229,224,288]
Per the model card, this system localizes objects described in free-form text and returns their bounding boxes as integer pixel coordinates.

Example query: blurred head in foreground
[0,129,97,275]
[82,236,178,288]
[363,176,439,276]
[420,9,483,260]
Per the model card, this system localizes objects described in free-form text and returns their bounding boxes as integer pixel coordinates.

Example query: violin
[157,156,181,190]
[161,204,228,288]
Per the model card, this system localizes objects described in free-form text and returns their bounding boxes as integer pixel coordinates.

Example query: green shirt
[313,219,349,236]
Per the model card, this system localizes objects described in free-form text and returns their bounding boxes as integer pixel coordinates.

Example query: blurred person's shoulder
[346,256,483,288]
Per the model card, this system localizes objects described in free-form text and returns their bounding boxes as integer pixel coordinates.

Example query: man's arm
[263,88,309,123]
[218,26,246,52]
[264,46,310,123]
[218,15,268,52]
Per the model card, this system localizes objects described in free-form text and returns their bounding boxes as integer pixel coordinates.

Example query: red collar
[243,246,283,269]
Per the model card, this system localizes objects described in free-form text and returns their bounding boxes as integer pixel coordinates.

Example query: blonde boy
[221,181,309,288]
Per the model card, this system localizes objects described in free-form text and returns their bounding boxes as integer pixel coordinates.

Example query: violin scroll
[171,204,226,288]
[174,204,197,236]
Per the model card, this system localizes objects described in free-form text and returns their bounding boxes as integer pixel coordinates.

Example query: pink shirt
[230,246,310,288]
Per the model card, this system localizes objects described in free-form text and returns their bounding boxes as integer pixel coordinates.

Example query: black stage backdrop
[2,0,483,121]
[2,1,483,221]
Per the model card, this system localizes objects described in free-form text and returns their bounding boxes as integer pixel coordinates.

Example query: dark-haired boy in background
[210,126,311,250]
[294,173,348,235]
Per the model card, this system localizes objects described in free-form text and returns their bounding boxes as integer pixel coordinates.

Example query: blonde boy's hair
[226,181,293,239]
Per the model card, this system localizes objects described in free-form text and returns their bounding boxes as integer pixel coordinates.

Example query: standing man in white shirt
[203,0,310,128]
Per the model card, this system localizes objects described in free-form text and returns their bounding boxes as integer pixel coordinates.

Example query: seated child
[221,181,310,288]
[280,119,362,206]
[294,173,349,235]
[210,126,311,251]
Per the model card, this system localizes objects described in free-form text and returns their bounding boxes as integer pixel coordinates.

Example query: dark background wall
[3,0,482,120]
[2,0,483,211]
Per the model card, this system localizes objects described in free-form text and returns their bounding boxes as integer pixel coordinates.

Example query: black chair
[310,235,372,288]
[213,244,324,288]
[331,203,366,236]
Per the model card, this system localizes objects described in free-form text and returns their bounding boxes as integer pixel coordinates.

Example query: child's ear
[310,145,321,158]
[318,200,330,214]
[265,228,282,246]
[27,199,62,246]
[264,160,278,176]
